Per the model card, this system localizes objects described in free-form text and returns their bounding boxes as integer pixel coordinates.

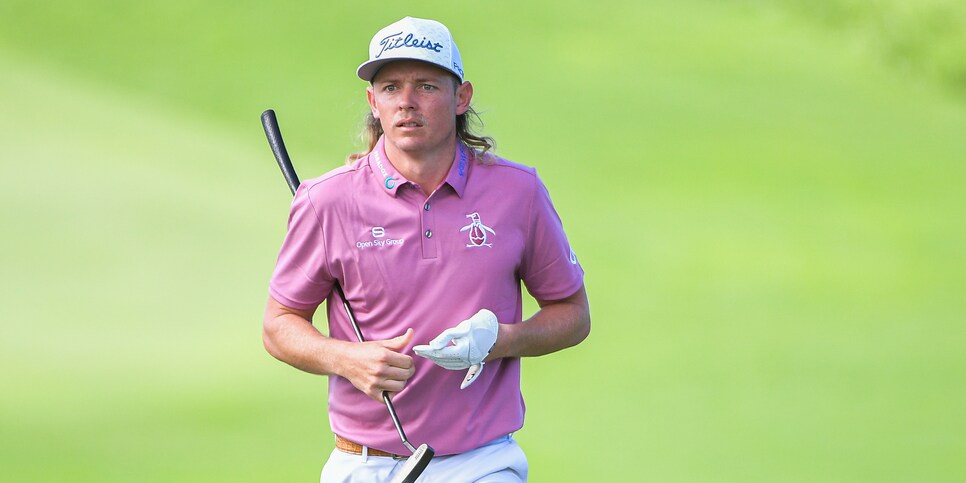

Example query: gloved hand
[414,309,498,389]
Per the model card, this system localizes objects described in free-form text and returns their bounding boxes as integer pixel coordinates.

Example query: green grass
[764,0,966,95]
[1,1,964,481]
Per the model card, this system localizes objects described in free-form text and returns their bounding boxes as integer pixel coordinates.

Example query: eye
[384,85,397,92]
[420,84,436,91]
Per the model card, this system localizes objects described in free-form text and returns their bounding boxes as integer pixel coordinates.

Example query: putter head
[389,443,434,483]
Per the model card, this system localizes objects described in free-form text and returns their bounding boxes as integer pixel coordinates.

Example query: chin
[389,136,433,153]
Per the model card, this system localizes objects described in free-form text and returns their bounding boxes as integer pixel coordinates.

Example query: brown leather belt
[335,435,405,459]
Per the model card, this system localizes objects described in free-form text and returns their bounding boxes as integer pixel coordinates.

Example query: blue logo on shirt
[372,150,395,190]
[458,148,467,177]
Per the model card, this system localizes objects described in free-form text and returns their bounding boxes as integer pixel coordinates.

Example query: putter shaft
[384,392,417,453]
[336,283,419,454]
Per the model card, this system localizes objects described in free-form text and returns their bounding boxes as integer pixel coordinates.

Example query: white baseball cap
[357,17,464,83]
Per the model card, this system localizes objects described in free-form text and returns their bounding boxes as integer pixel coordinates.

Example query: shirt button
[424,203,431,211]
[425,230,433,238]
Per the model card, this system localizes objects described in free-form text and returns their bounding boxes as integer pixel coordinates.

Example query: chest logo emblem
[460,212,496,248]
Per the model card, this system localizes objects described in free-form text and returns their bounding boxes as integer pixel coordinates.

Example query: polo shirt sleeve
[268,183,334,310]
[520,172,584,301]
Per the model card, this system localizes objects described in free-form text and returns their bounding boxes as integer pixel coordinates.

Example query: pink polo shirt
[269,136,584,455]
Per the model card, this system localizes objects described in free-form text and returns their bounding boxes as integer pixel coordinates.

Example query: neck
[385,140,457,197]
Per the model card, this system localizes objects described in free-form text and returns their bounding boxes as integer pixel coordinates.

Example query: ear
[455,81,474,116]
[366,86,380,119]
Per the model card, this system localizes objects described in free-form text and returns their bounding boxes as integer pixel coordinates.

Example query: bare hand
[339,329,415,401]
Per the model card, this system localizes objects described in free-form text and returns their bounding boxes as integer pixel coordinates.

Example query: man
[263,16,590,482]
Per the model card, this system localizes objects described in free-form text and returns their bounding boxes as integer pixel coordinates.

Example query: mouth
[396,119,423,129]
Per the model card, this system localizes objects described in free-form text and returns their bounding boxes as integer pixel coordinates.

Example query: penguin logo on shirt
[460,212,496,248]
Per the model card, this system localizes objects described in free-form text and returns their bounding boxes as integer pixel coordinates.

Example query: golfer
[263,16,590,482]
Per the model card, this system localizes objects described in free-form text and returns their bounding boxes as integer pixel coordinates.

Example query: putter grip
[260,110,364,345]
[261,109,301,195]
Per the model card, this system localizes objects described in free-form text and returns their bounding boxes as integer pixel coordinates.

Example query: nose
[398,86,417,111]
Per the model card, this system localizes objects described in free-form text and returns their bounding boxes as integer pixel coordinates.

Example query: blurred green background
[1,1,964,481]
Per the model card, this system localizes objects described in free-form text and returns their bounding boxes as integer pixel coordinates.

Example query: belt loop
[361,446,369,463]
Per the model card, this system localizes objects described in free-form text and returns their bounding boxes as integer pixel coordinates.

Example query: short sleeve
[519,172,584,301]
[268,183,335,310]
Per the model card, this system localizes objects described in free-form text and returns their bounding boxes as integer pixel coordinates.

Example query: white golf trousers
[320,434,528,482]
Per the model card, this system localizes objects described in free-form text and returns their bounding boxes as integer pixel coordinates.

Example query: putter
[261,109,434,482]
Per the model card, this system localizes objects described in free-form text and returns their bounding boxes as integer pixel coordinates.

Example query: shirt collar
[367,136,471,198]
[368,136,406,196]
[443,143,470,198]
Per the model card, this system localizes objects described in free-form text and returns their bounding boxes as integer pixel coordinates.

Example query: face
[367,60,473,160]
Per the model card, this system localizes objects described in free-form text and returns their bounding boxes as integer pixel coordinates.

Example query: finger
[460,363,484,389]
[414,345,460,362]
[380,364,416,382]
[382,352,414,373]
[377,329,415,369]
[358,377,402,402]
[381,328,414,351]
[431,339,469,361]
[414,344,471,370]
[379,376,409,394]
[429,323,471,349]
[414,348,464,367]
[412,344,433,357]
[361,369,414,401]
[428,332,454,350]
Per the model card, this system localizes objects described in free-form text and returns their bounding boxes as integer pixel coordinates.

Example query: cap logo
[377,31,444,59]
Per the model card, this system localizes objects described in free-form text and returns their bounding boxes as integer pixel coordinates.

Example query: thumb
[381,328,414,351]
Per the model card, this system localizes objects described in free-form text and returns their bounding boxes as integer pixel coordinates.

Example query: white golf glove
[414,309,498,389]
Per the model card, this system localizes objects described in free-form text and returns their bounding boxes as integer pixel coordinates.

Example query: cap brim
[357,58,462,82]
[356,58,394,82]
